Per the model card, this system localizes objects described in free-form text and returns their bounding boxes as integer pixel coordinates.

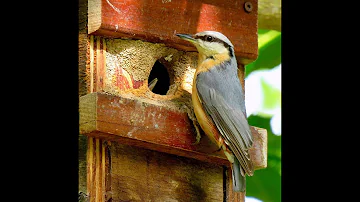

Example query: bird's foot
[180,104,202,145]
[192,123,202,145]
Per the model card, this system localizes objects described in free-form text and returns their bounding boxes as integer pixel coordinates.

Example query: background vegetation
[245,29,281,202]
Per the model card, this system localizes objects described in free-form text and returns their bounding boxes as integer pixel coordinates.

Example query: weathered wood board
[80,92,267,170]
[81,136,251,202]
[88,0,258,64]
[110,143,224,201]
[79,135,88,194]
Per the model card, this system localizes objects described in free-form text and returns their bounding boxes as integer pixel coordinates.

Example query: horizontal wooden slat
[88,0,258,64]
[80,92,267,169]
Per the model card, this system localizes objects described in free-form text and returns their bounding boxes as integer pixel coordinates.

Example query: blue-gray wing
[196,72,254,176]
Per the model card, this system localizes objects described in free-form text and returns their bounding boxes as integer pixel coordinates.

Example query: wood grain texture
[79,92,267,170]
[87,137,108,202]
[110,142,224,202]
[88,0,258,64]
[79,0,89,96]
[79,135,88,194]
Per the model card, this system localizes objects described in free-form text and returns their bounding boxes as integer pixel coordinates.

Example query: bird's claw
[191,123,202,145]
[180,104,201,145]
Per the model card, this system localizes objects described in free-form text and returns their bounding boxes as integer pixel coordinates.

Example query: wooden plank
[110,142,224,201]
[87,137,107,202]
[96,36,105,92]
[90,35,95,93]
[88,0,258,64]
[79,135,88,194]
[87,137,94,202]
[104,142,112,201]
[95,139,101,202]
[79,0,89,97]
[101,140,106,202]
[80,92,267,170]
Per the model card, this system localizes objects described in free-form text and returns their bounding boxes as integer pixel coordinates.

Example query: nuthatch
[176,31,254,192]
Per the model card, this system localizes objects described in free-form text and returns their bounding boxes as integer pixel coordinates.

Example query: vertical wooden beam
[89,35,94,93]
[95,139,100,202]
[86,31,109,202]
[101,141,106,202]
[96,36,105,92]
[79,135,88,194]
[87,137,107,202]
[104,142,112,201]
[102,38,107,92]
[79,0,89,97]
[87,137,94,202]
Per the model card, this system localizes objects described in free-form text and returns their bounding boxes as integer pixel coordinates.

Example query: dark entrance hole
[148,60,170,95]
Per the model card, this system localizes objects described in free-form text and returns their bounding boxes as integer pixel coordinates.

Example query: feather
[195,62,254,177]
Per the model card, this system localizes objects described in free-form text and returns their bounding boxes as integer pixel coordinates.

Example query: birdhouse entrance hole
[148,60,170,95]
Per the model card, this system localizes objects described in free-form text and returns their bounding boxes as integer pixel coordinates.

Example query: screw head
[244,2,253,13]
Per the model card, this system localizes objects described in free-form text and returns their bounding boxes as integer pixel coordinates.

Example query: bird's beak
[176,33,197,44]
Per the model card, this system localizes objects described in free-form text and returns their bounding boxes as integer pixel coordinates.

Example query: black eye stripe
[194,35,231,48]
[194,35,207,41]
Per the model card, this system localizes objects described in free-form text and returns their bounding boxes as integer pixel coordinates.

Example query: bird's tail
[232,157,246,192]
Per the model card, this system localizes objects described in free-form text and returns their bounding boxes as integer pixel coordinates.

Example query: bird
[176,31,254,192]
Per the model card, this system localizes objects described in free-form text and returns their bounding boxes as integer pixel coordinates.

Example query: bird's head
[176,31,234,59]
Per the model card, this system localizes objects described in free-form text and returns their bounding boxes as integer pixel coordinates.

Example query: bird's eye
[206,36,213,41]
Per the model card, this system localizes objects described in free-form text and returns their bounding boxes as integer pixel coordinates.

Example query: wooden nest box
[79,0,266,202]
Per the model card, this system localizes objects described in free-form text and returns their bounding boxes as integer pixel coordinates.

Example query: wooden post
[79,0,263,201]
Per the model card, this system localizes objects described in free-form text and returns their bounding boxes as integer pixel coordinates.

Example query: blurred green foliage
[246,115,281,202]
[246,29,281,77]
[245,29,281,202]
[261,78,281,115]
